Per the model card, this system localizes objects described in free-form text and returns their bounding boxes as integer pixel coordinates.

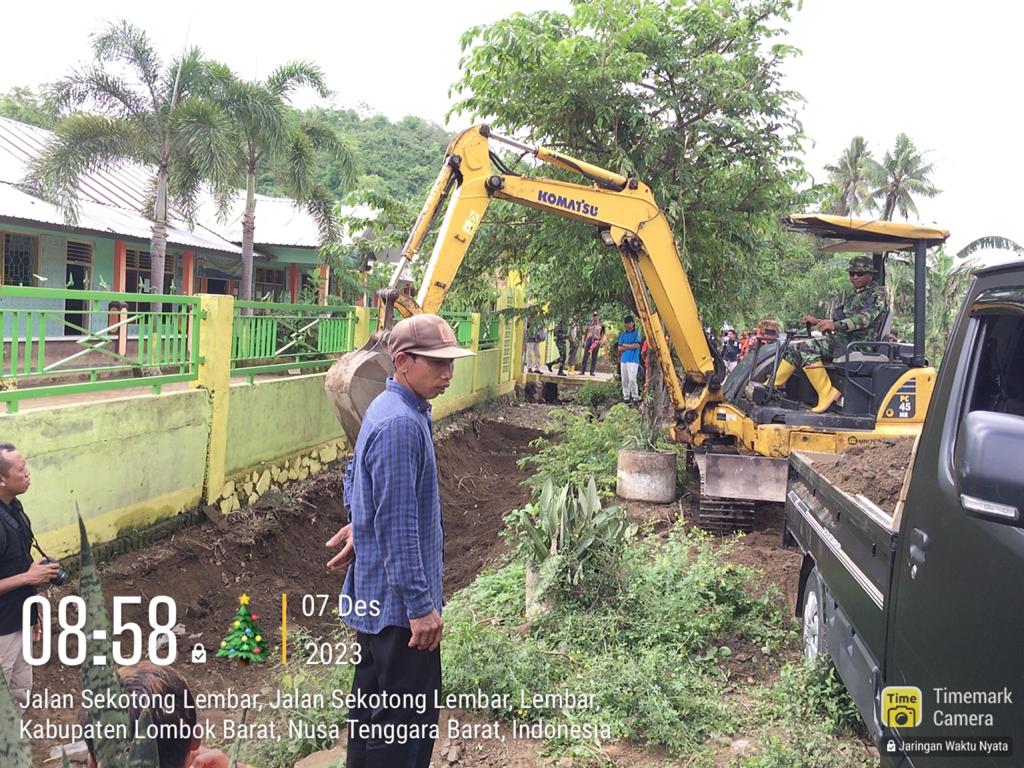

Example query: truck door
[885,282,1024,764]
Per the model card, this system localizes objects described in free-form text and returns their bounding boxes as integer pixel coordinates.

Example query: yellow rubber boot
[805,363,841,413]
[773,359,797,388]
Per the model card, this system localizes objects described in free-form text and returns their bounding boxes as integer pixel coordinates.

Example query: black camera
[40,556,68,587]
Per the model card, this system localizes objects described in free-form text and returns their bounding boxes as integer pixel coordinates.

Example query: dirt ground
[27,412,543,766]
[814,437,916,512]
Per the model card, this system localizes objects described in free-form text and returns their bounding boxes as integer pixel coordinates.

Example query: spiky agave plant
[77,515,162,766]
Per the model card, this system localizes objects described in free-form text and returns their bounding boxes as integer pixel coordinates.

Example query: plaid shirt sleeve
[364,416,435,620]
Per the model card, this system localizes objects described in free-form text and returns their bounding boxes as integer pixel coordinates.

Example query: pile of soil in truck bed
[813,437,916,513]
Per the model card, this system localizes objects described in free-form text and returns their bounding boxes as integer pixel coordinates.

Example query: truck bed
[785,451,902,738]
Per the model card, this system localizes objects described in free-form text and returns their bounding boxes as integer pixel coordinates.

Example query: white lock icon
[885,739,897,753]
[191,643,207,663]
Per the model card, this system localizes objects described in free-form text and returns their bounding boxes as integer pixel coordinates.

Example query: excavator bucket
[325,289,405,445]
[325,332,394,446]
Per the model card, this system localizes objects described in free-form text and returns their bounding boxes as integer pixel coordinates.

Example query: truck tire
[802,567,825,660]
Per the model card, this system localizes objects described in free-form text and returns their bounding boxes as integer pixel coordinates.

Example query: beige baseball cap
[388,314,476,359]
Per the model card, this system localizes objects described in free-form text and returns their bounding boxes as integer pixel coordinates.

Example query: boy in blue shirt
[616,315,643,404]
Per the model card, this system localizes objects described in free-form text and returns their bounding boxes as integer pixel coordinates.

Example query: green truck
[784,261,1024,766]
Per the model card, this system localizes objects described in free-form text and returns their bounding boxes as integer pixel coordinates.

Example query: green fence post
[191,294,234,505]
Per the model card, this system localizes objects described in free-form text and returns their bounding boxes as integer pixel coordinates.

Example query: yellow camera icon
[881,686,922,728]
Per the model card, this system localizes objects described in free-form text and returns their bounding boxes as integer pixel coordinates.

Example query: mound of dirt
[815,437,916,512]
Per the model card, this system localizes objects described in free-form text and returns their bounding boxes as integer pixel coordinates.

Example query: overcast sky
[1,0,1019,255]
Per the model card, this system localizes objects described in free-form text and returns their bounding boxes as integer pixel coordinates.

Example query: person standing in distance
[617,315,643,404]
[0,444,60,706]
[329,314,474,768]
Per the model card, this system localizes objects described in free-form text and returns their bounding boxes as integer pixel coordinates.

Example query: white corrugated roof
[0,116,335,255]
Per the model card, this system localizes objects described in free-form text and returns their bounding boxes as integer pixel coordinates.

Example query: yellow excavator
[326,124,948,530]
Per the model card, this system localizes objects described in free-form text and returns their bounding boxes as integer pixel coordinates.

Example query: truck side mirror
[955,411,1024,524]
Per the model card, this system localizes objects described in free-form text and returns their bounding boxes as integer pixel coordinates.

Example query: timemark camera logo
[882,686,923,728]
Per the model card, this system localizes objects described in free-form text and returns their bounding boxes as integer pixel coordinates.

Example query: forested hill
[261,107,451,202]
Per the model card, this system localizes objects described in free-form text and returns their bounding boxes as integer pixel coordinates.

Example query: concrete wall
[4,390,209,557]
[2,288,523,557]
[226,375,343,474]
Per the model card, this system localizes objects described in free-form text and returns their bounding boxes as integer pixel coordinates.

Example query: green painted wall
[226,375,344,474]
[2,390,210,555]
[474,349,501,391]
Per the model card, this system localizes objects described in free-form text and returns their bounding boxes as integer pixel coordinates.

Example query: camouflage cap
[848,255,875,273]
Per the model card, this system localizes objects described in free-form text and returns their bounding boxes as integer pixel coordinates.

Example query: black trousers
[580,344,599,373]
[346,626,441,768]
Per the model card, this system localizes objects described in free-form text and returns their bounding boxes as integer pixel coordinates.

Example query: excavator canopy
[785,215,950,252]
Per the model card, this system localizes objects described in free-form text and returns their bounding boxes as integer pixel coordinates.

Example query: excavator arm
[382,124,722,436]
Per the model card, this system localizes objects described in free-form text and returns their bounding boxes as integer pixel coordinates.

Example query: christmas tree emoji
[217,594,268,664]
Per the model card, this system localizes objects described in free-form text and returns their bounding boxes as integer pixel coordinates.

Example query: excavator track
[691,452,756,534]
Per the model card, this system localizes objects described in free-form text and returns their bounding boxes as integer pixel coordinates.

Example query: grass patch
[725,659,873,768]
[442,524,790,758]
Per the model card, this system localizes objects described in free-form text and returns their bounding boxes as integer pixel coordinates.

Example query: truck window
[965,289,1024,418]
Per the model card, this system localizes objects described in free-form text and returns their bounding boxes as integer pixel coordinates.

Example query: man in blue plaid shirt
[327,314,474,768]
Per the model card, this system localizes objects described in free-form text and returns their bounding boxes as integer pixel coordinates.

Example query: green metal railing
[440,311,475,348]
[0,286,202,413]
[230,300,357,379]
[478,316,500,352]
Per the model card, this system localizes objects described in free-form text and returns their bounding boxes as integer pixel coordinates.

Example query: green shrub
[761,659,864,735]
[517,404,638,497]
[573,378,621,408]
[442,523,789,757]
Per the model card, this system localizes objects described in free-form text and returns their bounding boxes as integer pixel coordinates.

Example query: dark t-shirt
[0,499,36,635]
[722,339,740,362]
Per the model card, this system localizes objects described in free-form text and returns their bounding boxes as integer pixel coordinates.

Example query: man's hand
[408,610,443,651]
[815,319,836,333]
[801,315,818,326]
[190,746,232,767]
[24,560,60,587]
[326,524,355,572]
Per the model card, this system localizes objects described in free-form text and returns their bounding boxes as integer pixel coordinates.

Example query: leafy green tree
[865,133,939,221]
[824,136,872,216]
[0,86,55,129]
[29,21,234,292]
[449,0,807,327]
[209,61,356,302]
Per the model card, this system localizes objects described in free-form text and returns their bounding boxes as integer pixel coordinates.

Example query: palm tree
[823,136,872,216]
[865,133,940,221]
[956,235,1024,260]
[210,62,356,302]
[29,21,235,294]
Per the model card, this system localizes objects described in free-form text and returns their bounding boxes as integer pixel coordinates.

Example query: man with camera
[0,443,60,706]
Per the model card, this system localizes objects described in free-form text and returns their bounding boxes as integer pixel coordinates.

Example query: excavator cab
[727,215,949,431]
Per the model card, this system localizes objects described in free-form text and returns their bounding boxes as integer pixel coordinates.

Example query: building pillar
[318,265,330,305]
[289,263,300,304]
[113,240,127,292]
[181,251,195,295]
[191,294,234,504]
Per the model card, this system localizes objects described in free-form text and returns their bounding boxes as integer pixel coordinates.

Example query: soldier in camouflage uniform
[774,254,888,413]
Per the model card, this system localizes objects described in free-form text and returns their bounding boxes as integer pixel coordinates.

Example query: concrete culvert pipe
[616,449,677,503]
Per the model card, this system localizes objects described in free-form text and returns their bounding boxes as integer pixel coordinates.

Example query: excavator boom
[329,125,721,444]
